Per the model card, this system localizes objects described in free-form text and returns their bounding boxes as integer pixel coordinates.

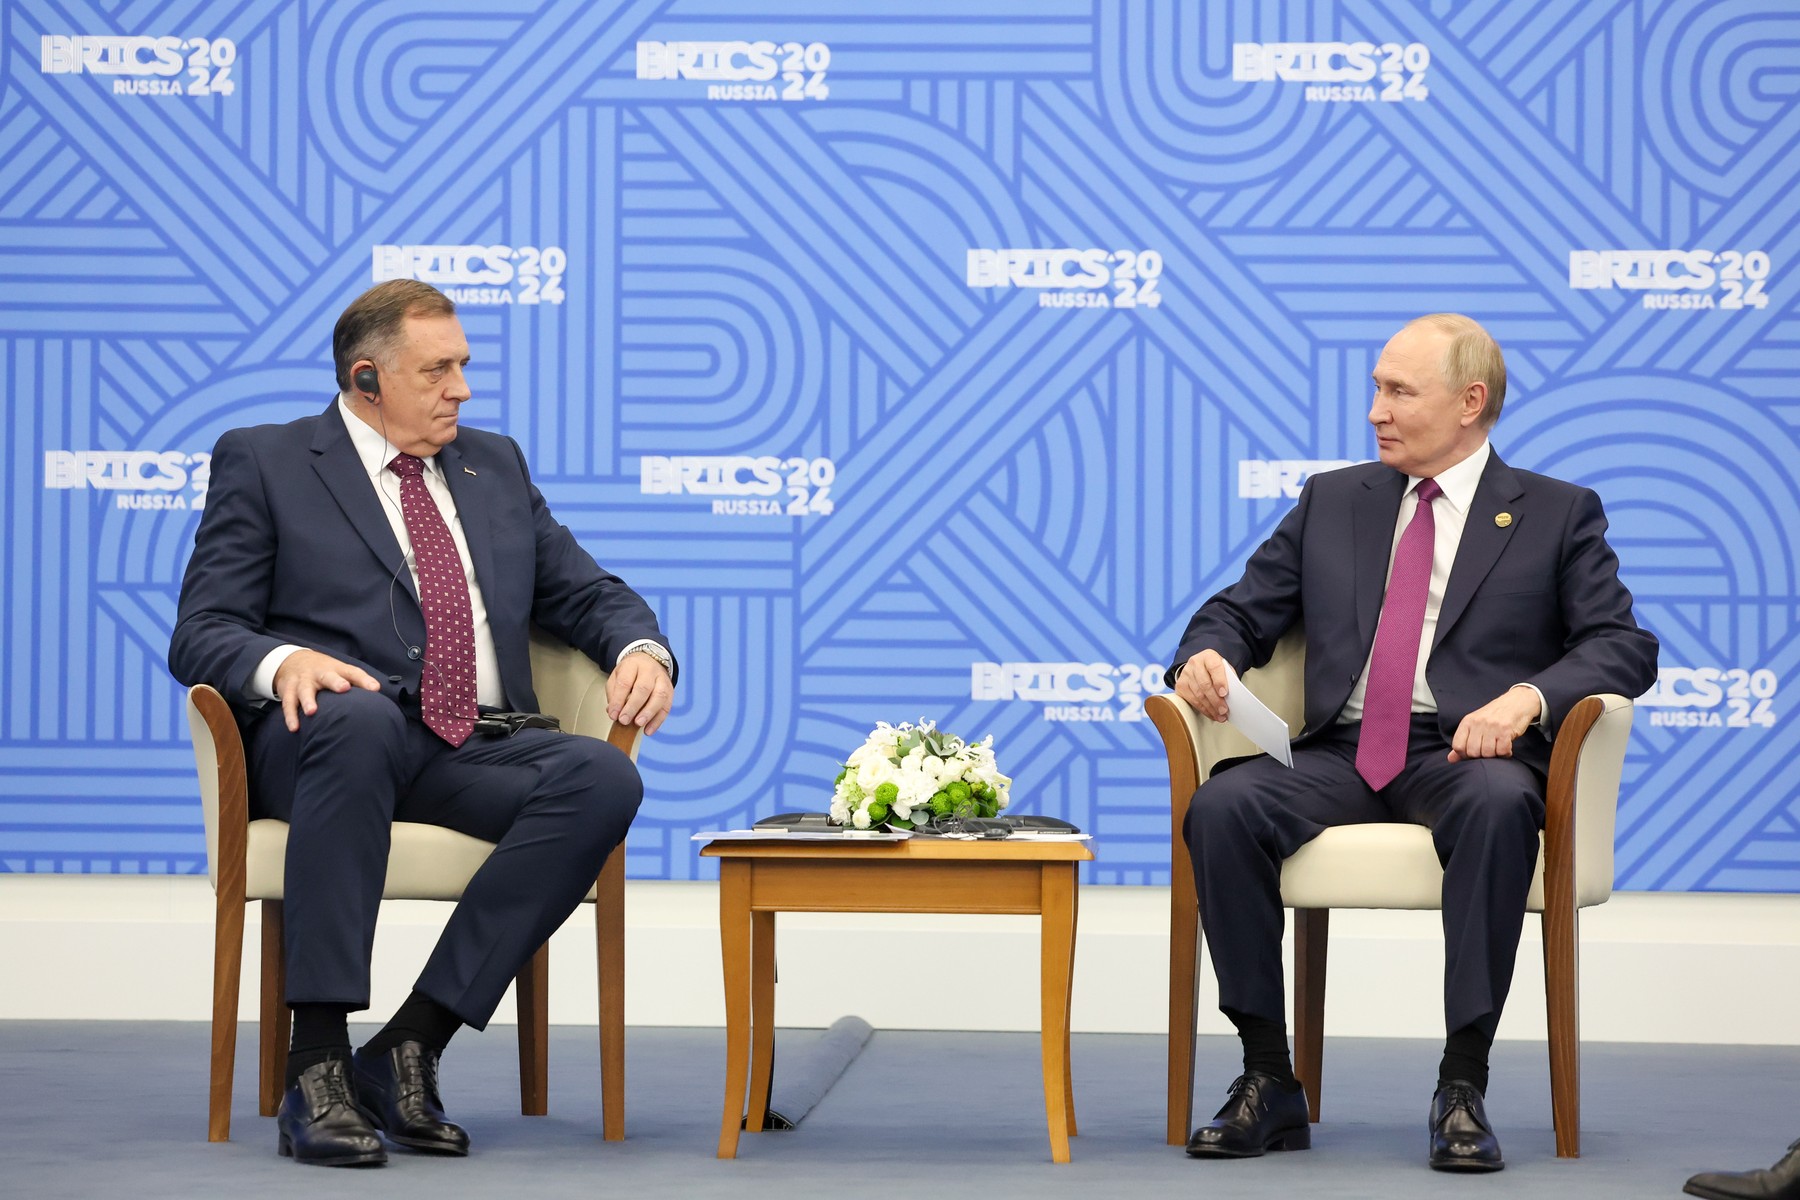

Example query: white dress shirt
[1338,441,1547,728]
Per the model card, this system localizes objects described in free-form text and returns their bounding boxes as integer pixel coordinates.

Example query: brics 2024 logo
[1238,459,1362,500]
[971,663,1170,724]
[967,249,1165,310]
[39,35,237,98]
[371,245,567,307]
[1639,668,1780,731]
[44,451,210,511]
[636,41,829,102]
[639,455,837,517]
[1232,41,1429,103]
[1569,250,1774,312]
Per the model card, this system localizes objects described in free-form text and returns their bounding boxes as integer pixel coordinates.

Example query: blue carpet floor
[1,1021,1792,1199]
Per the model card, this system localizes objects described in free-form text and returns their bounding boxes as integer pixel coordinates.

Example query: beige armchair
[185,628,641,1143]
[1148,628,1634,1158]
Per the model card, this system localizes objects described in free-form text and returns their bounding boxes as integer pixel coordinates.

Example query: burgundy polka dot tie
[1356,478,1442,790]
[389,453,477,747]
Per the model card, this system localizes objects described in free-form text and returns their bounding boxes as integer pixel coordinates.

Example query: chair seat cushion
[1278,824,1593,912]
[245,819,599,903]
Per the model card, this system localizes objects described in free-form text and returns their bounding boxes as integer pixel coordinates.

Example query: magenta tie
[389,453,478,748]
[1356,478,1443,790]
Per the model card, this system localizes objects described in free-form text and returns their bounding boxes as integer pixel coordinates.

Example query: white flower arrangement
[829,720,1012,830]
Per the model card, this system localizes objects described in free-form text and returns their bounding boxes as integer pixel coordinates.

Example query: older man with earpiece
[170,279,675,1167]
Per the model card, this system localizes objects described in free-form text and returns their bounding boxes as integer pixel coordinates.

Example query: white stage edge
[2,877,1794,1044]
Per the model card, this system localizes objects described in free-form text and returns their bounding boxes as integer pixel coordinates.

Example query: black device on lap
[471,711,560,737]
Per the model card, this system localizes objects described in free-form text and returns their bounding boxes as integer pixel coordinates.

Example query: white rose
[851,807,872,830]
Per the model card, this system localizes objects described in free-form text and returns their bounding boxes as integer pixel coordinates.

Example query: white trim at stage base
[0,877,1794,1043]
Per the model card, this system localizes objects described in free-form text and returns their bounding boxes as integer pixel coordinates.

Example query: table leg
[1039,863,1075,1164]
[717,861,752,1159]
[1064,877,1078,1137]
[746,910,776,1132]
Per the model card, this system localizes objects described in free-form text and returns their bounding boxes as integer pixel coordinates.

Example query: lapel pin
[1495,512,1513,528]
[463,467,477,476]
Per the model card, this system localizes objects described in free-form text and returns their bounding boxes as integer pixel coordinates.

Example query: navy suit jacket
[169,399,673,718]
[1167,453,1658,778]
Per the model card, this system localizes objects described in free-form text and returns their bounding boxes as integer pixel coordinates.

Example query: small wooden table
[700,836,1095,1163]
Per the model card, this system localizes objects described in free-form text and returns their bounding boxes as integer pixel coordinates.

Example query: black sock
[362,990,462,1058]
[286,1004,351,1089]
[1438,1022,1493,1095]
[1225,1008,1299,1089]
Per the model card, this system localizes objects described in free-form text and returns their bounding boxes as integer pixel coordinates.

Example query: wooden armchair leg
[1543,908,1581,1157]
[1293,908,1328,1123]
[1167,888,1201,1145]
[517,944,550,1116]
[209,895,246,1142]
[258,901,288,1117]
[597,847,626,1141]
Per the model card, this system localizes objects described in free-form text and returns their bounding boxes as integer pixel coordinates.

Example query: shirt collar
[1407,439,1489,516]
[337,393,438,477]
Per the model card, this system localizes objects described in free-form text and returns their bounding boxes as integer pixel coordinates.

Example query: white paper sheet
[691,829,913,842]
[1224,664,1294,767]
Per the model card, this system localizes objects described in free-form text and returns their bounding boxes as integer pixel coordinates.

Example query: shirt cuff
[1511,683,1550,730]
[250,645,305,702]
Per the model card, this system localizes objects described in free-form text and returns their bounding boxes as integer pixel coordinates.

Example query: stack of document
[692,829,912,842]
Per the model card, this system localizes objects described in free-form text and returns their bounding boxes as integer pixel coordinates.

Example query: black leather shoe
[277,1057,386,1167]
[1429,1080,1504,1172]
[1685,1140,1800,1200]
[353,1041,469,1155]
[1186,1072,1312,1158]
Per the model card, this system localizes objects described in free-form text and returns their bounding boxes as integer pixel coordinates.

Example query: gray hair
[1406,313,1507,427]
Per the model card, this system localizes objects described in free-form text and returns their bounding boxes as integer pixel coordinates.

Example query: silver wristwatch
[620,641,673,675]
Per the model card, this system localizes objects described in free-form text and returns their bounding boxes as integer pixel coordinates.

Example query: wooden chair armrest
[1543,693,1633,907]
[186,685,248,898]
[1147,691,1204,838]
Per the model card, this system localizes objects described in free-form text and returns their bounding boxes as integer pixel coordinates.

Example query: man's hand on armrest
[1175,649,1233,723]
[1447,685,1543,763]
[606,651,673,735]
[273,650,381,733]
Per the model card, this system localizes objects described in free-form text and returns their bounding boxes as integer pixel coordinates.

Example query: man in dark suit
[169,280,676,1167]
[1166,314,1657,1172]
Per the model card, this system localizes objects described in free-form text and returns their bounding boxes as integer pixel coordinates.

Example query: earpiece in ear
[353,366,381,401]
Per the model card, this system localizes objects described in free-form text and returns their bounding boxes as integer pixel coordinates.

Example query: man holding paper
[1165,314,1657,1173]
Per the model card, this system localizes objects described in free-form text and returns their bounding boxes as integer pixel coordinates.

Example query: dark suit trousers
[1184,714,1544,1041]
[247,687,642,1029]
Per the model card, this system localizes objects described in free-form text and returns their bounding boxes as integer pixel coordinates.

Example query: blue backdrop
[3,0,1796,890]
